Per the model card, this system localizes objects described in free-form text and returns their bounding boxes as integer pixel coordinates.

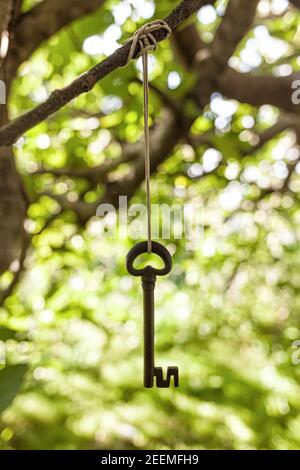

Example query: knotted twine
[124,20,171,253]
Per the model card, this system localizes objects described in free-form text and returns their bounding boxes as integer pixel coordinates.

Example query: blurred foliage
[1,0,300,450]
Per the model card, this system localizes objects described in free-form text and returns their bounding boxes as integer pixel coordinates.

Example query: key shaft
[142,268,156,387]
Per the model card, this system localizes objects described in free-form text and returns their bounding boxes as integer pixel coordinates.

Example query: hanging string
[124,20,171,253]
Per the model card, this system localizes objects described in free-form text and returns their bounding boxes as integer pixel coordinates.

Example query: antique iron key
[126,241,179,388]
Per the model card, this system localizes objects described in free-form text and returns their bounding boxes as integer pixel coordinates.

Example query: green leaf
[0,328,17,341]
[0,365,27,415]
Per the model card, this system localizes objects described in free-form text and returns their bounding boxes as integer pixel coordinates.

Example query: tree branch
[218,68,300,114]
[0,0,214,147]
[6,0,105,79]
[208,0,260,72]
[175,16,300,116]
[40,108,191,223]
[34,143,139,184]
[176,1,260,107]
[242,115,297,157]
[0,145,27,274]
[0,0,12,39]
[289,0,300,9]
[102,110,191,207]
[189,115,295,160]
[134,78,181,114]
[172,22,206,69]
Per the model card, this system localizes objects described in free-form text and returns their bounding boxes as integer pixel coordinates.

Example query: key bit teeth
[168,367,179,387]
[154,366,179,388]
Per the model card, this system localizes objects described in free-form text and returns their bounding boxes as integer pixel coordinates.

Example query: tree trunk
[0,85,26,274]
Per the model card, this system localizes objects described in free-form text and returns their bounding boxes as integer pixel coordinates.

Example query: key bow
[126,240,172,277]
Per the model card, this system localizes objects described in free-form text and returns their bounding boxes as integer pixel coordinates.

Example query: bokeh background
[0,0,300,450]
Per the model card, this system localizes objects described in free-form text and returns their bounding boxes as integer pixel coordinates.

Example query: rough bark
[0,145,26,273]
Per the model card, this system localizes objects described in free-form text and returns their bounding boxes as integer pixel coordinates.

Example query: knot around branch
[124,20,171,66]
